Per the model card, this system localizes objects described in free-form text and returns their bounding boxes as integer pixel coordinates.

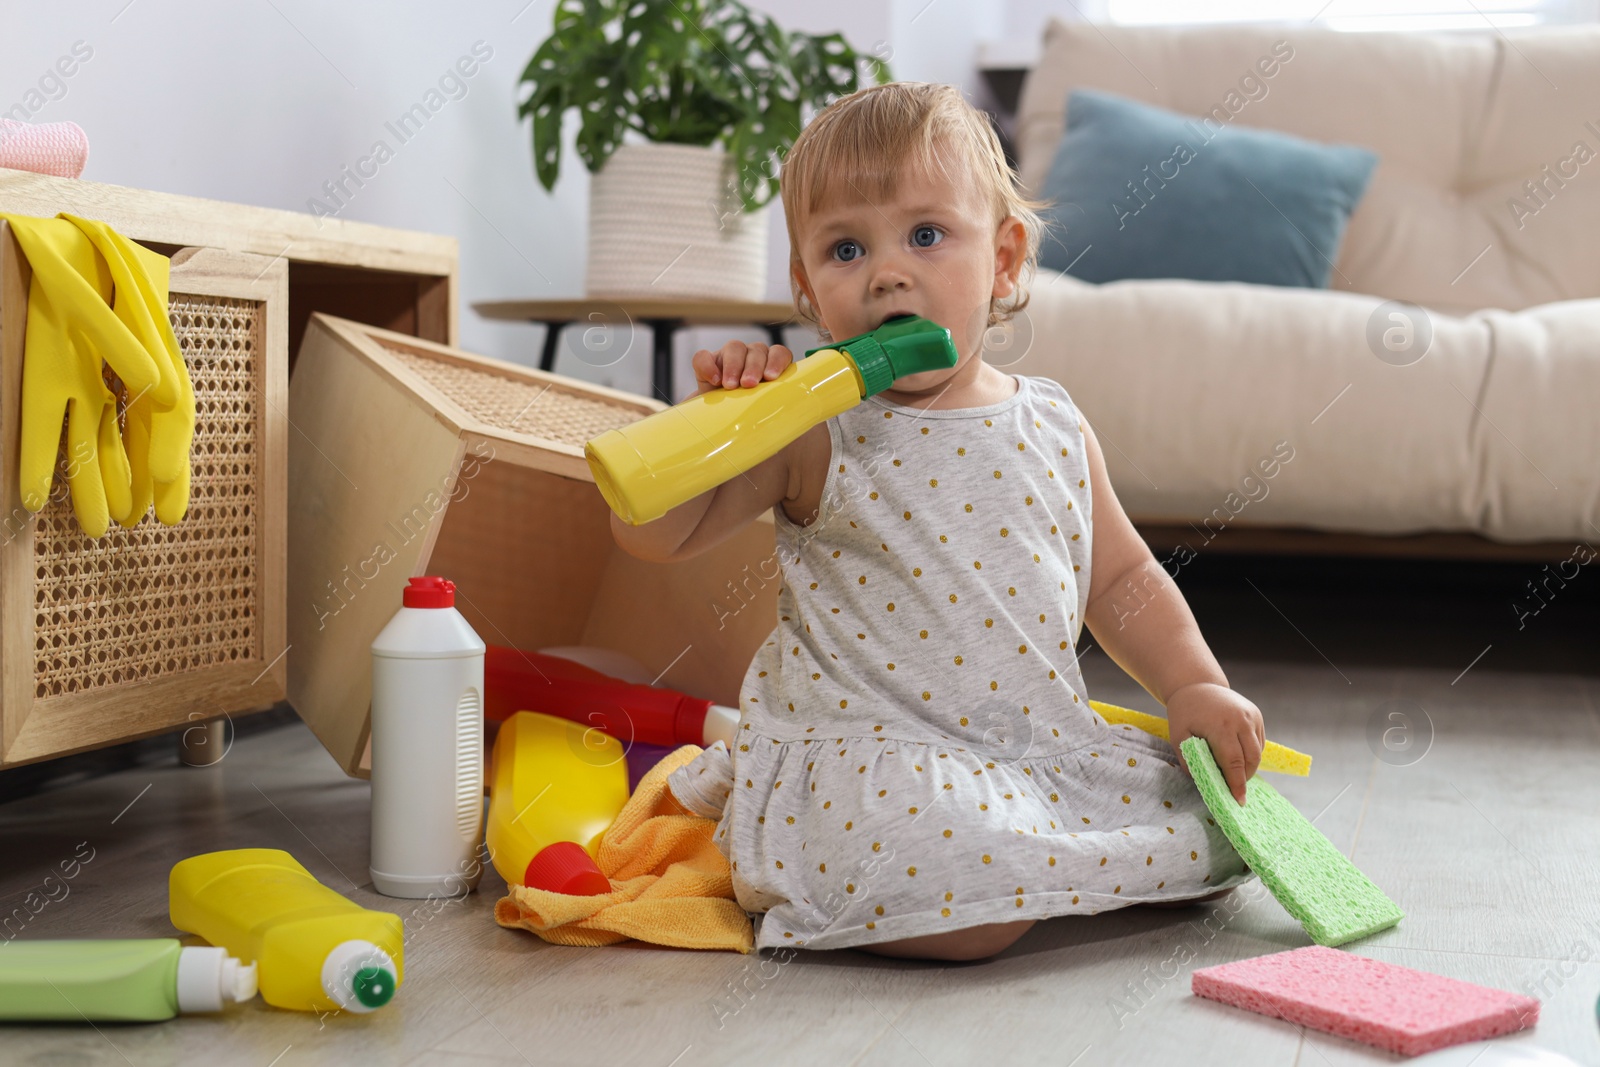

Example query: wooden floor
[3,604,1598,1063]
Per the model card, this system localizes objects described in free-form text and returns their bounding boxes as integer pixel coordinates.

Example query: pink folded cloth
[0,119,89,178]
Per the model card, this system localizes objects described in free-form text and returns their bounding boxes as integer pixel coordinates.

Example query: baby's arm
[1077,417,1265,805]
[608,340,800,563]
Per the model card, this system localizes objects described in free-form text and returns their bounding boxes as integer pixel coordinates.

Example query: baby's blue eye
[913,225,943,248]
[832,239,862,263]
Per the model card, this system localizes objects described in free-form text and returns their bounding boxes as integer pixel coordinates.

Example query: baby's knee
[944,920,1036,961]
[859,919,1036,962]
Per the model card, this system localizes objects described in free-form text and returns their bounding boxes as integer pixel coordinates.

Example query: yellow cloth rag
[494,744,755,954]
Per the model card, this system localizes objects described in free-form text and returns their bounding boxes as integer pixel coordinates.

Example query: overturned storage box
[288,313,779,777]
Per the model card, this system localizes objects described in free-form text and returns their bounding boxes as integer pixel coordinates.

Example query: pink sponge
[0,119,89,178]
[1192,946,1539,1056]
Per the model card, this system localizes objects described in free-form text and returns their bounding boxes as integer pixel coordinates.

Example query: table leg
[643,318,684,404]
[538,320,572,373]
[764,322,787,348]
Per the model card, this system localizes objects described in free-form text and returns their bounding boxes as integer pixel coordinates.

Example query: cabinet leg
[178,718,230,767]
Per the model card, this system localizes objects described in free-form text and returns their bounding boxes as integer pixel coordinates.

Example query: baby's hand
[690,340,794,398]
[1166,682,1265,807]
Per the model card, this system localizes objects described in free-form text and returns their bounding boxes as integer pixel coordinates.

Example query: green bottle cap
[805,315,958,398]
[352,965,397,1010]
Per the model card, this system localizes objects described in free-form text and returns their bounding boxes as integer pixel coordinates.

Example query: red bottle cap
[524,841,611,896]
[403,576,456,609]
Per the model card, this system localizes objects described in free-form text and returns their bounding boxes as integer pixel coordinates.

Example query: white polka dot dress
[667,375,1254,951]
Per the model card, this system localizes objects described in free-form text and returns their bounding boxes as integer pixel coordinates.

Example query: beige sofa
[1006,21,1600,556]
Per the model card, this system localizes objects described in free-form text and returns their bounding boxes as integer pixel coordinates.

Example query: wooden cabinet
[0,168,458,356]
[0,167,457,768]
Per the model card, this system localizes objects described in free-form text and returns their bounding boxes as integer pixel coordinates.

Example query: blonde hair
[780,81,1054,343]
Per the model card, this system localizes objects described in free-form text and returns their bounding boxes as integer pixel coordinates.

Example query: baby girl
[611,81,1266,961]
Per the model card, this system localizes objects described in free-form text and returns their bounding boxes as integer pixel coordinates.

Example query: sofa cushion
[1007,270,1600,544]
[1037,88,1377,288]
[1014,22,1600,314]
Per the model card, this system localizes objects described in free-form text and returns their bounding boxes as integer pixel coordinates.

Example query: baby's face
[792,157,1023,393]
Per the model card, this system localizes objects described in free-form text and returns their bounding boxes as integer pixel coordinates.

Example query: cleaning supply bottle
[585,314,958,525]
[169,848,403,1015]
[370,575,486,898]
[484,645,739,748]
[0,938,256,1022]
[486,711,631,894]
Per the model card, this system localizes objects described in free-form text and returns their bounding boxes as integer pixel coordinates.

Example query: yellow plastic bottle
[486,710,631,894]
[169,848,403,1014]
[586,314,958,526]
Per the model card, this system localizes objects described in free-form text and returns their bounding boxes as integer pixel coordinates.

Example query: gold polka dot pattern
[665,376,1254,952]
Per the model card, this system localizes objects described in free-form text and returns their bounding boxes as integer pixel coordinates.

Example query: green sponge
[1180,735,1403,947]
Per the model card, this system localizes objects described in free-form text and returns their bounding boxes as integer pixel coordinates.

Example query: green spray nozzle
[804,314,957,398]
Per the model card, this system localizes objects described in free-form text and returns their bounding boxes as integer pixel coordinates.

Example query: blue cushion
[1037,89,1379,288]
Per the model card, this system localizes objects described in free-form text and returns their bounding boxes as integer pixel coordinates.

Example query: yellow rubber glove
[61,214,195,526]
[128,236,195,526]
[0,213,163,536]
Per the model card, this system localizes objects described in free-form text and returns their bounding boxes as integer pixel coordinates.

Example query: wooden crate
[0,225,288,767]
[288,313,780,778]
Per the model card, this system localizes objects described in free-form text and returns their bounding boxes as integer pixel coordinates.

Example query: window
[1102,0,1597,32]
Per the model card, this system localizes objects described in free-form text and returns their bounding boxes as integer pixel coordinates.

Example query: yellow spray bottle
[585,314,958,526]
[170,848,403,1014]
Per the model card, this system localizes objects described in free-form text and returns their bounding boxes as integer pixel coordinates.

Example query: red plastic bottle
[483,647,738,749]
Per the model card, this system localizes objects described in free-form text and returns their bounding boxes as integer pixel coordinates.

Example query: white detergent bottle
[370,575,486,898]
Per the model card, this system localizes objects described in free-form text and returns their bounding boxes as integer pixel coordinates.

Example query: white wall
[0,0,1026,401]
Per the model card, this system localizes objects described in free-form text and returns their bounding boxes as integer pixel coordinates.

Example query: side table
[473,297,798,402]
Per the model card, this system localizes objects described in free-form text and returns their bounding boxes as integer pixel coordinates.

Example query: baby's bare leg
[857,919,1036,961]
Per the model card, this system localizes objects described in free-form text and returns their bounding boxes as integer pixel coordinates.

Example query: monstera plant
[519,0,892,300]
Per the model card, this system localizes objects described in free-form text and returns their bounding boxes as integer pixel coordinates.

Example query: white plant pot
[585,142,769,302]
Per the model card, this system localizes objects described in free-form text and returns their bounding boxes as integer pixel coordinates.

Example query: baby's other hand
[1166,682,1265,807]
[690,340,794,398]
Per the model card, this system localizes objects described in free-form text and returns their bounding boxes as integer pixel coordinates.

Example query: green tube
[0,938,257,1022]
